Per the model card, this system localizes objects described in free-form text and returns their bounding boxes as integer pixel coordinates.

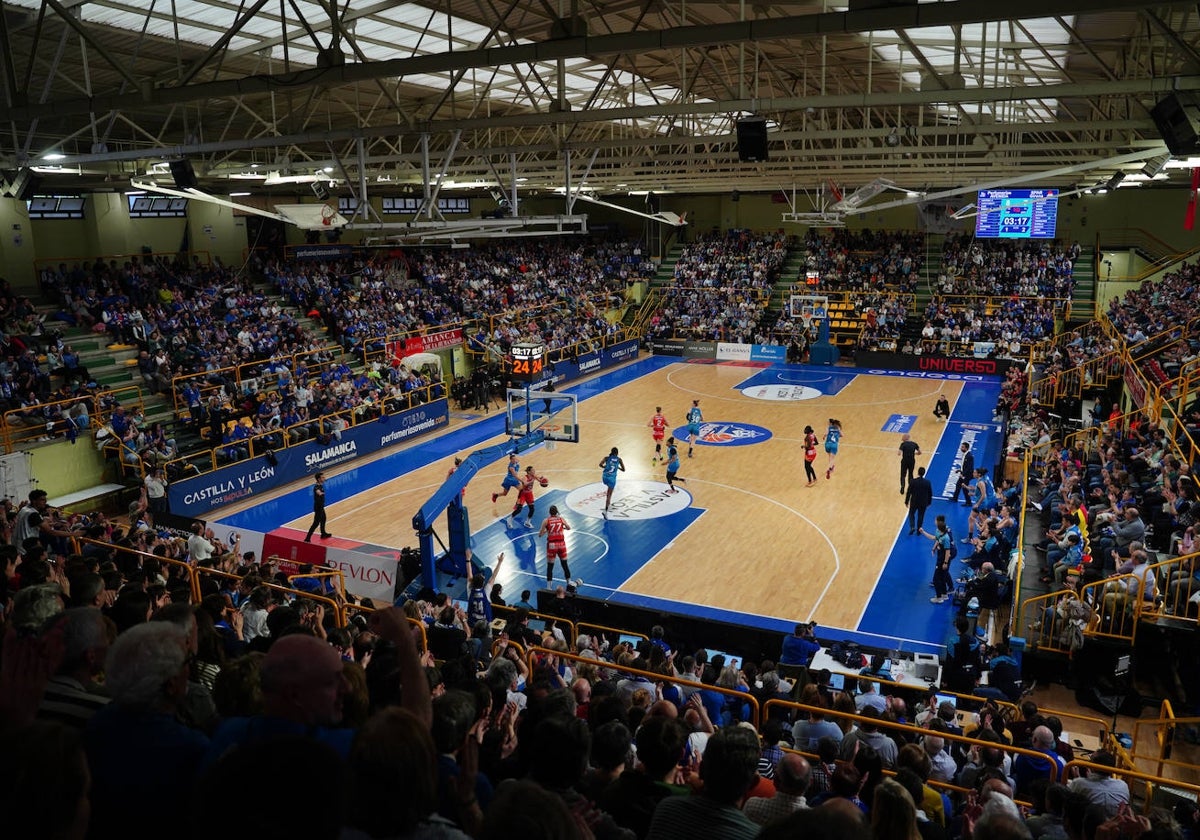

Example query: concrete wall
[0,197,35,288]
[3,185,1198,293]
[29,439,110,498]
[0,193,250,295]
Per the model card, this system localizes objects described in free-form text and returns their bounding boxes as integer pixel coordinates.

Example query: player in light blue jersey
[824,418,844,480]
[686,399,703,458]
[491,452,520,504]
[665,437,687,493]
[598,446,626,519]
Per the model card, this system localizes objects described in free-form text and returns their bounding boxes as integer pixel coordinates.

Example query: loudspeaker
[736,117,769,162]
[1151,93,1200,156]
[8,168,41,200]
[168,159,197,189]
[311,181,330,201]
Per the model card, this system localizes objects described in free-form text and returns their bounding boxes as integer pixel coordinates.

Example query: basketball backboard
[275,203,350,230]
[789,293,829,322]
[505,388,579,443]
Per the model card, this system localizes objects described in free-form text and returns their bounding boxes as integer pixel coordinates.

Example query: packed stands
[2,235,1199,840]
[646,230,785,342]
[0,504,1186,840]
[938,237,1080,299]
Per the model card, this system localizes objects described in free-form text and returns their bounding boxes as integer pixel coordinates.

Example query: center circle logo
[565,480,692,520]
[740,385,822,401]
[671,421,773,446]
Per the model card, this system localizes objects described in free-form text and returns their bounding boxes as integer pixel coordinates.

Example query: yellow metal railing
[1063,757,1200,814]
[1079,573,1143,643]
[533,647,760,726]
[162,380,447,478]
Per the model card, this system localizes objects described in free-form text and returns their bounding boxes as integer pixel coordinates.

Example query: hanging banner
[388,328,464,362]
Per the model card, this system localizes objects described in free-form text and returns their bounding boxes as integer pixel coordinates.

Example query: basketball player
[686,400,703,458]
[802,425,819,487]
[538,504,572,583]
[491,452,521,504]
[648,407,668,462]
[824,419,844,479]
[970,467,1000,517]
[510,465,548,528]
[665,437,687,493]
[598,446,626,519]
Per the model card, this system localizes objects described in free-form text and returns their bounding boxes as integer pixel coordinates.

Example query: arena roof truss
[1,0,1198,203]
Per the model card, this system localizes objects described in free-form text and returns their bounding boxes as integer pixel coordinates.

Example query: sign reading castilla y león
[168,400,450,517]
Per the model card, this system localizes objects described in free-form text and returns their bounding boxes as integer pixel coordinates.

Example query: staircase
[1068,247,1096,324]
[768,246,809,318]
[625,243,685,330]
[916,232,946,311]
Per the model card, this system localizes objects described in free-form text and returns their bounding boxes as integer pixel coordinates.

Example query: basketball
[539,477,549,487]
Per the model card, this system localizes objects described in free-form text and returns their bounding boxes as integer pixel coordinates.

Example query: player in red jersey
[648,406,668,462]
[538,504,573,583]
[802,425,819,487]
[509,465,548,528]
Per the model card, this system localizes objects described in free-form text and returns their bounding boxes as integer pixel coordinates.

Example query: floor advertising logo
[565,481,692,520]
[673,421,773,446]
[741,384,822,401]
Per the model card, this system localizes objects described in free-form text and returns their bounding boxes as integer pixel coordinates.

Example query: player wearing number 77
[538,504,572,583]
[509,465,548,528]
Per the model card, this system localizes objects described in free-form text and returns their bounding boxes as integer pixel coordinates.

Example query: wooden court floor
[277,361,966,632]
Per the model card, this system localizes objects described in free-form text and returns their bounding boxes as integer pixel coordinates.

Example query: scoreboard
[508,343,545,383]
[975,188,1059,239]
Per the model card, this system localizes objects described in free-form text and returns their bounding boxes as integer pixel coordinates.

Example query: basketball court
[217,355,1007,649]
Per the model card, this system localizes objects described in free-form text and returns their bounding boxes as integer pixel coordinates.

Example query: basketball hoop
[320,204,336,226]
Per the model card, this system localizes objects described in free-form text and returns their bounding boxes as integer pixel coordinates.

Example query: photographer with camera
[779,621,819,668]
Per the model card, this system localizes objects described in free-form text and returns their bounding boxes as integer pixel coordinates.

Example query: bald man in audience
[744,753,811,825]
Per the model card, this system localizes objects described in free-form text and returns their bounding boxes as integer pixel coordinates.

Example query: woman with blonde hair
[871,777,922,840]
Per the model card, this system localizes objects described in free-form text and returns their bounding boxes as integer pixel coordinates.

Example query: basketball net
[321,204,335,226]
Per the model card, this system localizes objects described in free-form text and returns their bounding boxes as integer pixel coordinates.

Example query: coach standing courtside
[906,467,934,535]
[304,471,332,542]
[952,442,975,505]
